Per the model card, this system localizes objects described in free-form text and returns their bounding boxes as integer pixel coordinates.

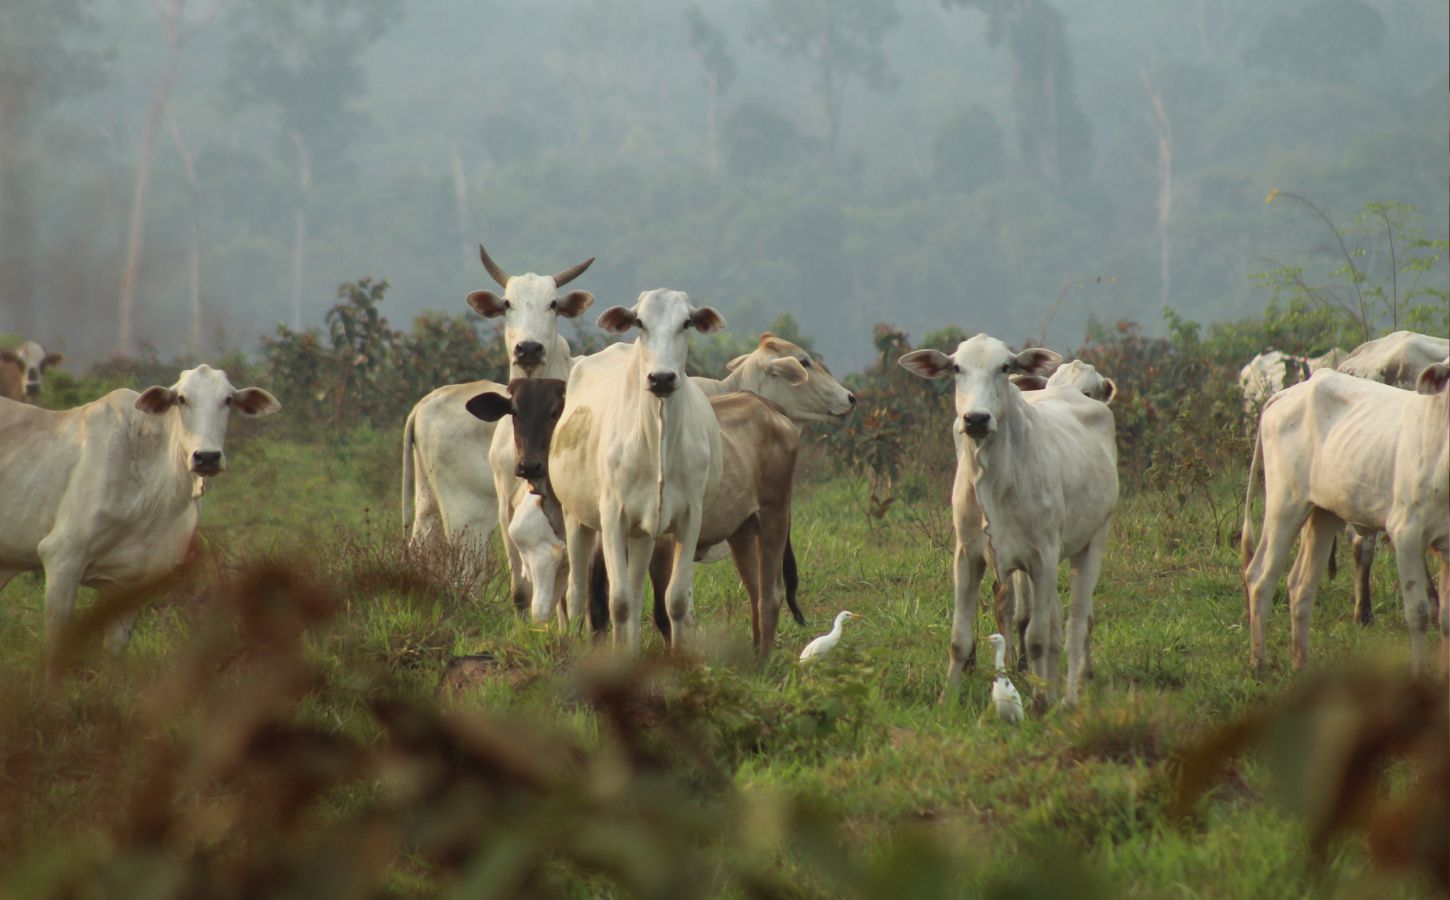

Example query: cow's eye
[1000,363,1011,374]
[800,357,813,369]
[176,395,187,406]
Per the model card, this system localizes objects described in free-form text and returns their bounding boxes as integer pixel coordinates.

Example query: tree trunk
[706,69,719,176]
[0,100,37,337]
[1142,67,1173,309]
[167,107,203,355]
[290,131,312,331]
[450,142,472,268]
[116,0,186,356]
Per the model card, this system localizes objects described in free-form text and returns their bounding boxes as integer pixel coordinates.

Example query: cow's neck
[622,350,689,533]
[962,390,1049,540]
[140,410,205,507]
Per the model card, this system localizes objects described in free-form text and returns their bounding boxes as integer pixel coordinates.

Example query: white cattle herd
[1,251,1446,707]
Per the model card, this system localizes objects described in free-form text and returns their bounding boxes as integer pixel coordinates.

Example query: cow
[551,290,726,652]
[1011,358,1117,404]
[401,243,593,581]
[0,340,64,404]
[463,379,570,626]
[1238,350,1312,413]
[1332,331,1450,625]
[900,335,1118,707]
[0,365,280,664]
[1241,363,1449,676]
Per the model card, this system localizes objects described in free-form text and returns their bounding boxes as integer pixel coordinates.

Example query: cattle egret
[799,611,857,662]
[986,633,1024,724]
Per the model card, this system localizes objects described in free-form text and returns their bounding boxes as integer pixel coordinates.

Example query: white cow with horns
[550,289,726,652]
[0,366,280,664]
[401,243,594,591]
[1241,362,1449,675]
[900,336,1118,707]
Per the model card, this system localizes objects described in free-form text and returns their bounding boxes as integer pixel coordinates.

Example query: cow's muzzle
[513,341,545,371]
[191,450,224,476]
[962,412,993,438]
[516,460,545,481]
[23,382,40,397]
[647,371,678,397]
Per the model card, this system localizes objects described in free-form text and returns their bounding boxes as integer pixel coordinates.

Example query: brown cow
[0,341,64,404]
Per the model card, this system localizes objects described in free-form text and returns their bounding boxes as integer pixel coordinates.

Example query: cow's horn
[552,256,595,288]
[478,244,510,288]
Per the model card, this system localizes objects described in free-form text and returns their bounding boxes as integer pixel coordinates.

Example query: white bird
[799,611,857,662]
[986,633,1024,724]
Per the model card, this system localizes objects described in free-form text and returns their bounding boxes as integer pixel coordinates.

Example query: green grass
[0,428,1441,898]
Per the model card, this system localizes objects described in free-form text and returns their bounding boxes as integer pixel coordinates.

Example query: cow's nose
[192,450,223,472]
[516,460,544,480]
[514,341,545,366]
[962,412,992,435]
[647,371,678,396]
[847,392,858,406]
[23,382,40,395]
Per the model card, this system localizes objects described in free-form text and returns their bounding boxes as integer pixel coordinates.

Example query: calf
[0,340,64,404]
[1242,364,1449,675]
[900,336,1118,706]
[464,379,570,625]
[0,366,280,663]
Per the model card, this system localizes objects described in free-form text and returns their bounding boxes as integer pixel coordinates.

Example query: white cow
[401,243,593,589]
[900,336,1118,707]
[1241,364,1450,675]
[551,290,726,652]
[0,340,64,403]
[1012,358,1117,404]
[1332,331,1450,625]
[1337,331,1449,387]
[0,366,280,661]
[1238,350,1311,412]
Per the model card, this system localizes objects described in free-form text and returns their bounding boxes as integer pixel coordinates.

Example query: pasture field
[0,424,1444,899]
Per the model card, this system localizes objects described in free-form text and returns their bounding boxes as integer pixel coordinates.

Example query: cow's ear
[467,290,507,318]
[687,307,726,334]
[725,353,751,373]
[1099,378,1117,405]
[1011,374,1048,391]
[0,350,18,367]
[42,352,64,369]
[135,386,178,414]
[465,391,513,422]
[596,306,639,334]
[898,349,955,380]
[553,290,593,319]
[1010,347,1061,376]
[231,387,282,417]
[1416,362,1450,396]
[767,356,809,386]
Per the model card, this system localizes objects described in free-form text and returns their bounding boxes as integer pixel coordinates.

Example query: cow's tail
[1241,415,1264,572]
[783,534,805,626]
[401,406,419,532]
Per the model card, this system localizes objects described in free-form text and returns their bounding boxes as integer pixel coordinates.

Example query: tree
[0,1,104,337]
[931,106,1006,193]
[1141,66,1172,309]
[226,0,401,330]
[116,0,220,356]
[751,0,900,160]
[685,7,737,176]
[1244,0,1385,84]
[943,0,1094,183]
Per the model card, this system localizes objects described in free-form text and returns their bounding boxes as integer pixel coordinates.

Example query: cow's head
[465,378,568,485]
[899,335,1060,439]
[465,243,594,377]
[598,289,725,398]
[1,340,64,402]
[134,365,281,476]
[1047,359,1117,405]
[726,332,856,422]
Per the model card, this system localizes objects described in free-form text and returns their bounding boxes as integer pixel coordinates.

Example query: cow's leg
[1245,499,1311,677]
[1288,509,1339,670]
[1023,555,1063,706]
[943,539,987,701]
[1437,553,1449,667]
[618,535,654,654]
[598,508,635,652]
[727,519,764,650]
[495,492,532,617]
[665,510,705,653]
[1387,530,1432,675]
[755,503,790,657]
[563,515,597,630]
[37,543,85,670]
[1010,571,1030,675]
[990,578,1012,663]
[648,541,673,643]
[1351,527,1376,626]
[1065,526,1109,707]
[103,591,140,656]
